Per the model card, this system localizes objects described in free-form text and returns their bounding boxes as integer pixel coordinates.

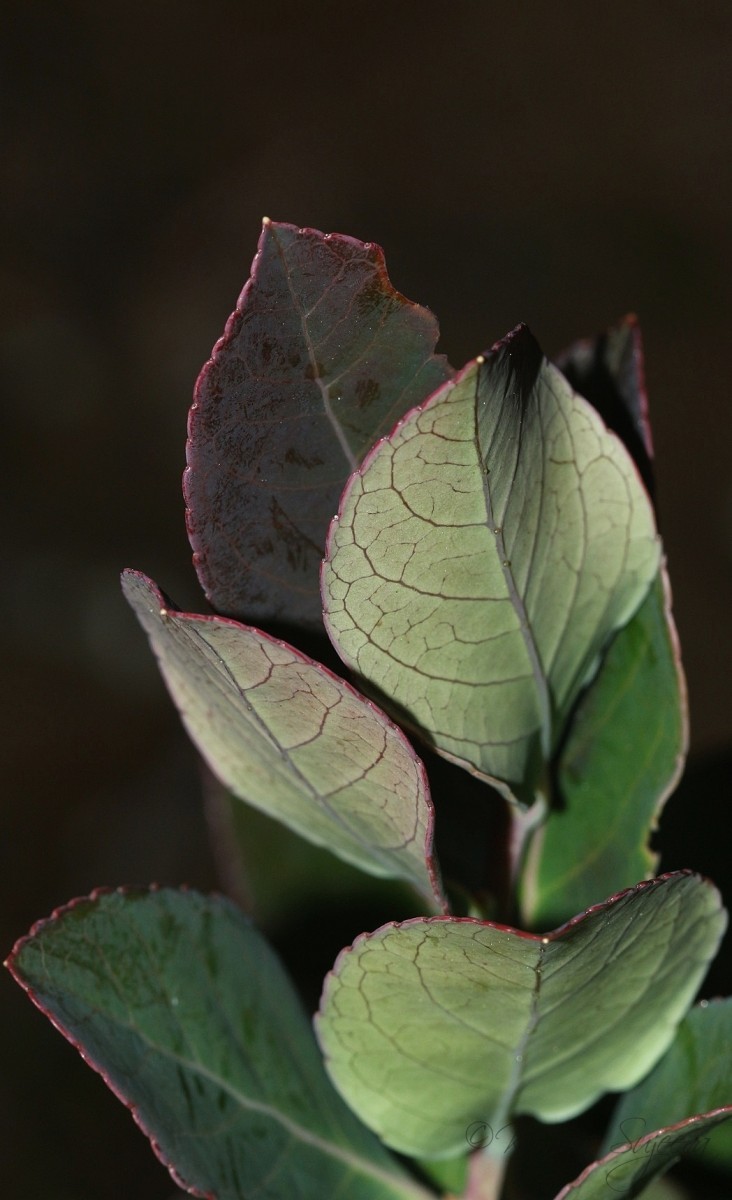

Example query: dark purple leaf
[184,219,453,629]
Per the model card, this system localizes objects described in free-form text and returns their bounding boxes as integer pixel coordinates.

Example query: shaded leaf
[412,1152,469,1194]
[6,888,433,1200]
[604,999,732,1171]
[556,314,654,504]
[323,325,660,805]
[553,1112,731,1199]
[203,772,423,928]
[122,570,445,911]
[635,1182,687,1200]
[316,873,726,1158]
[184,218,453,629]
[521,566,687,925]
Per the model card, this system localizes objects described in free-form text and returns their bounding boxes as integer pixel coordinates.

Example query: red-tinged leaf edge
[320,340,524,803]
[318,869,720,998]
[122,569,447,913]
[184,218,453,629]
[321,323,661,808]
[5,885,211,1199]
[552,1108,732,1199]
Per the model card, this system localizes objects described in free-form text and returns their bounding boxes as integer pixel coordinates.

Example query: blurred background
[3,2,732,1196]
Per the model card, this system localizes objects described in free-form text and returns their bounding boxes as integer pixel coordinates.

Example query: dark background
[3,2,732,1197]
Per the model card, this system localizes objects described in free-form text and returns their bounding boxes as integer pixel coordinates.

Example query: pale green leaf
[604,998,732,1171]
[122,571,444,911]
[322,326,660,805]
[521,565,687,925]
[7,888,433,1200]
[316,873,725,1158]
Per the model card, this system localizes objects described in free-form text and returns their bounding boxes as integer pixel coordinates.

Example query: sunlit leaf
[122,570,445,911]
[323,325,660,804]
[7,888,433,1200]
[316,873,725,1158]
[184,219,453,629]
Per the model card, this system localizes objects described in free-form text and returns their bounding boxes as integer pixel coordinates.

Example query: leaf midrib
[473,365,552,764]
[172,612,432,890]
[96,1005,432,1199]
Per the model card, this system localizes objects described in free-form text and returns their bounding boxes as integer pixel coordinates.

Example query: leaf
[552,1112,731,1199]
[604,999,732,1171]
[204,774,422,928]
[6,888,434,1200]
[184,218,453,629]
[521,566,687,925]
[556,314,655,503]
[519,316,686,923]
[413,1153,469,1194]
[122,570,445,911]
[315,872,726,1159]
[322,325,661,805]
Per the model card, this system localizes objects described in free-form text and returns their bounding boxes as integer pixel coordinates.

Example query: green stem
[508,790,547,903]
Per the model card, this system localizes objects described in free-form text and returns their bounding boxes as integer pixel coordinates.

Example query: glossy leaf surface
[184,219,452,628]
[7,888,432,1200]
[323,326,661,803]
[605,998,732,1170]
[123,570,444,910]
[522,567,686,925]
[316,873,725,1158]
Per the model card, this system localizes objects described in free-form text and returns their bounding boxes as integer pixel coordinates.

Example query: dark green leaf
[554,1112,731,1199]
[604,999,732,1172]
[7,888,433,1200]
[521,567,687,925]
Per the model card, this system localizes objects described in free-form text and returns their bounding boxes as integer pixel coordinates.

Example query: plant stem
[508,790,547,899]
[456,1144,510,1200]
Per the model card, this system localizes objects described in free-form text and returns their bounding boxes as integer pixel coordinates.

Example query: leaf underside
[556,314,654,504]
[122,570,445,911]
[323,325,661,804]
[316,872,726,1158]
[184,219,453,629]
[7,888,432,1200]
